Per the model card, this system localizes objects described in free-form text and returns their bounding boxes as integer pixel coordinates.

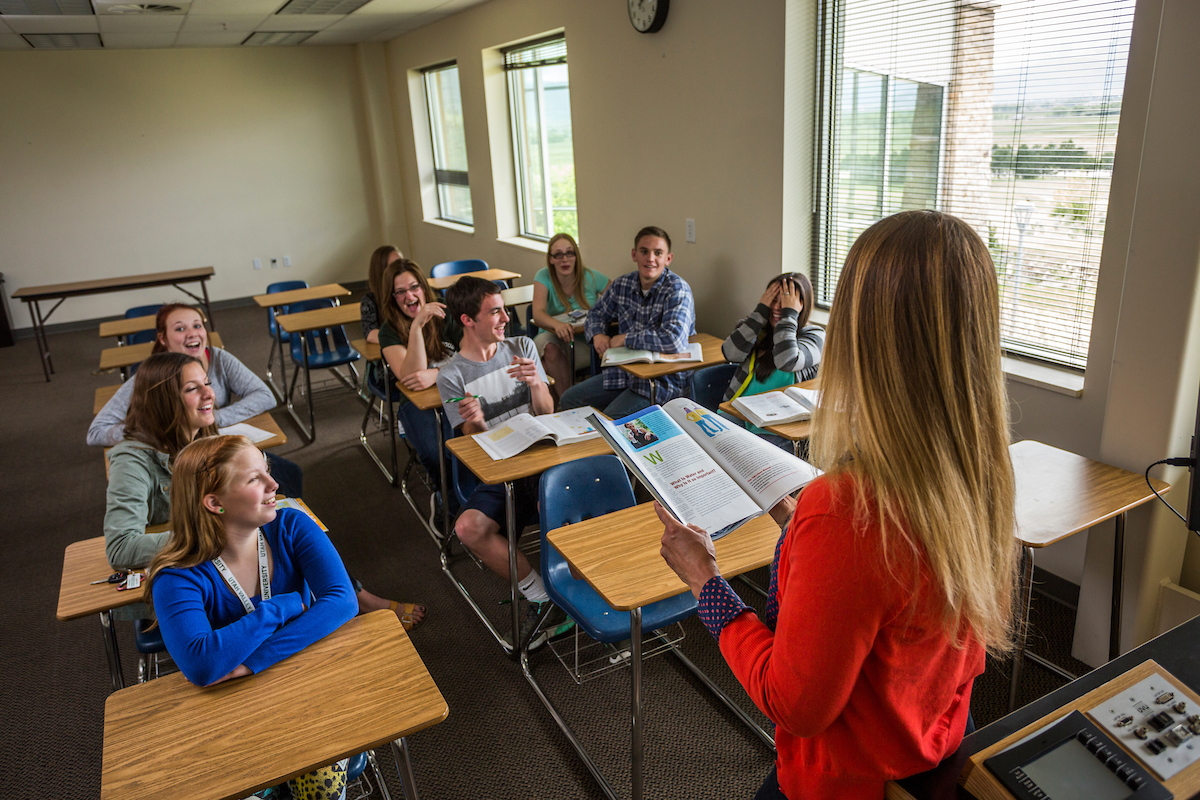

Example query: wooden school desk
[445,434,612,656]
[275,302,363,442]
[59,496,315,692]
[718,377,820,457]
[252,283,351,401]
[1007,440,1170,710]
[99,308,212,342]
[12,266,216,382]
[546,504,781,800]
[427,268,520,291]
[98,332,225,376]
[101,610,449,800]
[615,333,725,404]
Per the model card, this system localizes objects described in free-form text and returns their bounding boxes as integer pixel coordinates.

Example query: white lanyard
[212,531,271,615]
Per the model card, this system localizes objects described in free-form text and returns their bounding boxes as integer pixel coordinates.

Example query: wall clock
[628,0,668,34]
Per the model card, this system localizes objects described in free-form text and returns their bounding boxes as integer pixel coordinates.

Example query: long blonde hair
[545,233,594,312]
[146,435,256,608]
[809,210,1017,655]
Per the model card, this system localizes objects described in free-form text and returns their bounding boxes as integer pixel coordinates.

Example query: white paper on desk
[219,422,273,443]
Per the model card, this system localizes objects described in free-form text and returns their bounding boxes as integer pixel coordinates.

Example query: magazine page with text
[660,398,822,513]
[589,406,762,540]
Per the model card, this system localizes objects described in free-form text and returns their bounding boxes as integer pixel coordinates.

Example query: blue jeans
[560,375,653,418]
[753,766,787,800]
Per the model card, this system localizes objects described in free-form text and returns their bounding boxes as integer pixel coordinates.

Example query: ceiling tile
[0,32,32,47]
[1,14,99,32]
[100,30,178,47]
[96,13,184,32]
[185,0,281,12]
[173,28,243,45]
[254,13,340,31]
[180,13,268,31]
[321,11,407,30]
[304,27,371,43]
[350,0,442,14]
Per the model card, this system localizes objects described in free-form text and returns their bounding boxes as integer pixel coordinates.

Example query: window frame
[421,61,473,227]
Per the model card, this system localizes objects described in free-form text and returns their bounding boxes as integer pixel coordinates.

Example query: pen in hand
[446,395,479,403]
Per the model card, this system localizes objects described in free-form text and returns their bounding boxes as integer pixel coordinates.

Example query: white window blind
[815,0,1135,369]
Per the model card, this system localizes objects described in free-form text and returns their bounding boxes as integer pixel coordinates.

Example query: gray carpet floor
[0,298,1084,799]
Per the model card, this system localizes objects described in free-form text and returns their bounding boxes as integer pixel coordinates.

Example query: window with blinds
[423,62,472,226]
[815,0,1135,369]
[503,35,577,241]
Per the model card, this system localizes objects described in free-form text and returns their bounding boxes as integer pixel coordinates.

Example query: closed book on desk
[601,342,703,367]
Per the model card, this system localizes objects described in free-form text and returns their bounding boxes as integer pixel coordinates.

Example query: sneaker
[504,601,575,652]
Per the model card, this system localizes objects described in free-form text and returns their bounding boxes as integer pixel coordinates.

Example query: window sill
[424,218,474,235]
[809,308,1083,397]
[497,236,549,255]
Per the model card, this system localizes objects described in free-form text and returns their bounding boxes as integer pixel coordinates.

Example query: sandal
[388,600,425,632]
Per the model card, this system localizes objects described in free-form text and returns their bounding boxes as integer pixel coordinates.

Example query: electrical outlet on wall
[253,258,262,270]
[283,256,292,267]
[686,218,696,243]
[270,258,279,269]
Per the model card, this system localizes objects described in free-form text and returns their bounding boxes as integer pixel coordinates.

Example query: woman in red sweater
[658,210,1018,800]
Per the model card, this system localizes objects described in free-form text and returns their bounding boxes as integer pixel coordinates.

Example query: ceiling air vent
[241,30,315,46]
[22,32,103,47]
[0,0,92,14]
[103,4,187,13]
[275,0,372,15]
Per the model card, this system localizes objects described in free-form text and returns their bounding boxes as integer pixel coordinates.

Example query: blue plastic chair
[429,259,488,279]
[121,304,164,376]
[266,280,307,344]
[134,619,168,683]
[284,297,361,441]
[690,362,737,412]
[264,280,308,398]
[359,362,401,485]
[537,455,697,643]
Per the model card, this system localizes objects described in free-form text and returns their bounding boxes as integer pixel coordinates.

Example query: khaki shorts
[533,329,591,370]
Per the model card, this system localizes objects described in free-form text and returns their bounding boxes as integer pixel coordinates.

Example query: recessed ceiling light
[242,30,315,46]
[275,0,372,15]
[22,32,102,47]
[0,0,92,14]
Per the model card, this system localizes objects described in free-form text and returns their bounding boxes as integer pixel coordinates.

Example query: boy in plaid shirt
[560,226,696,416]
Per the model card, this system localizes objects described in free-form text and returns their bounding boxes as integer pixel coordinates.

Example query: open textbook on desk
[601,342,704,367]
[731,385,821,427]
[472,407,600,460]
[589,399,821,539]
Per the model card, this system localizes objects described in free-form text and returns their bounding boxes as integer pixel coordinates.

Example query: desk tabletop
[617,333,724,380]
[447,433,612,485]
[13,266,215,301]
[101,610,448,800]
[1011,440,1169,547]
[276,302,361,334]
[98,314,157,339]
[718,378,820,442]
[252,283,350,308]
[234,412,288,450]
[399,383,442,410]
[349,338,381,361]
[500,284,534,306]
[98,332,225,371]
[549,502,781,610]
[428,268,520,290]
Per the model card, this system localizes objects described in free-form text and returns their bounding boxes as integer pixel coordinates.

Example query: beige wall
[0,46,391,327]
[383,0,787,338]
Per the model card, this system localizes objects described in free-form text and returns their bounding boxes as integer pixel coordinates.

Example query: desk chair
[134,619,170,683]
[285,298,362,430]
[120,304,163,378]
[522,455,698,799]
[359,364,400,486]
[397,401,455,543]
[689,362,736,412]
[265,280,308,393]
[429,259,488,279]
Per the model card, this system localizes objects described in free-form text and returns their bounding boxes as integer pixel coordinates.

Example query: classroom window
[423,62,472,226]
[815,0,1134,370]
[503,35,577,242]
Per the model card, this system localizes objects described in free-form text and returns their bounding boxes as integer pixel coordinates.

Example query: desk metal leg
[266,307,289,402]
[1110,512,1126,661]
[389,737,421,800]
[199,278,215,331]
[437,410,450,539]
[1007,545,1035,712]
[284,337,316,441]
[631,607,644,800]
[31,299,54,381]
[100,610,124,692]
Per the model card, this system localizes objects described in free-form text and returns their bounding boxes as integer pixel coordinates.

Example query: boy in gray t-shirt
[436,277,569,648]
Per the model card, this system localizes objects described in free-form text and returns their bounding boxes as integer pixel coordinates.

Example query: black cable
[1145,458,1192,524]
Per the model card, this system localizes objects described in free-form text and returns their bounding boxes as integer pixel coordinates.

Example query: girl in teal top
[530,233,609,402]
